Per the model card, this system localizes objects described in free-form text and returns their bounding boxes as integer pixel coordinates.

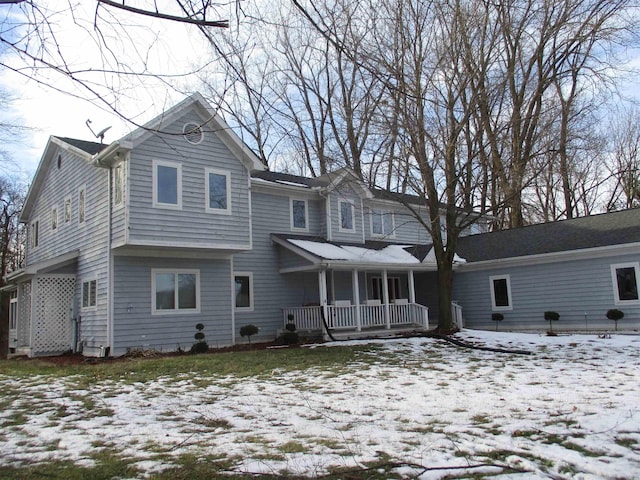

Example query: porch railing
[282,302,430,332]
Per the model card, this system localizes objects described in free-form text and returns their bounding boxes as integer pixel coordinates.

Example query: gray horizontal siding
[234,191,324,341]
[110,161,127,247]
[453,252,640,332]
[329,184,364,243]
[363,200,432,244]
[112,255,233,355]
[127,111,251,247]
[25,146,110,348]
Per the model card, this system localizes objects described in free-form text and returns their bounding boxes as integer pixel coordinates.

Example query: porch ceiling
[272,234,440,272]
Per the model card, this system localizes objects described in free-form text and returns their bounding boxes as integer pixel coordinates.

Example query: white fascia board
[271,236,322,264]
[251,178,319,197]
[121,239,252,252]
[113,245,237,259]
[457,242,640,272]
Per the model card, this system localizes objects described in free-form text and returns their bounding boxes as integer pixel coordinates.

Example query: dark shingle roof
[456,208,640,262]
[251,170,327,188]
[55,137,108,155]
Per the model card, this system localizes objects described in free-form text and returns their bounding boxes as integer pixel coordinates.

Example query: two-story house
[6,93,464,357]
[5,93,639,357]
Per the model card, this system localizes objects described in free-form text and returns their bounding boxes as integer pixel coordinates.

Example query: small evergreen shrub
[544,311,560,335]
[282,318,299,345]
[606,309,624,331]
[190,323,208,354]
[240,324,259,345]
[492,313,504,331]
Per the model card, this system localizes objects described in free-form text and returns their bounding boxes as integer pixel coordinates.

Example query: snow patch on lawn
[1,330,639,479]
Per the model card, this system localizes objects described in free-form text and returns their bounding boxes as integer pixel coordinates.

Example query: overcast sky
[1,1,639,183]
[0,1,220,179]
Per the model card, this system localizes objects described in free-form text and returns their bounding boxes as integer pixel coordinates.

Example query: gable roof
[456,208,640,262]
[95,92,265,172]
[21,136,108,222]
[55,137,108,156]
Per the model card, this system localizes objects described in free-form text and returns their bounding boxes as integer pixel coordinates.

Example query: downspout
[230,257,236,344]
[107,166,113,357]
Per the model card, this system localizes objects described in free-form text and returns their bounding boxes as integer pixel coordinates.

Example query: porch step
[329,325,428,341]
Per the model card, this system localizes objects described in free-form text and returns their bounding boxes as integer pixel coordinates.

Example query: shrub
[190,323,208,354]
[282,331,300,345]
[606,309,624,331]
[492,313,504,331]
[544,311,560,335]
[240,324,259,345]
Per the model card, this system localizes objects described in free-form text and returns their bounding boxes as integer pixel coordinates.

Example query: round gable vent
[183,122,204,145]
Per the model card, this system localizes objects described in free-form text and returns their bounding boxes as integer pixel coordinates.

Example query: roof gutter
[92,141,132,168]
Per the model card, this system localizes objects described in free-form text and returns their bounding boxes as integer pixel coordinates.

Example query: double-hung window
[30,219,39,248]
[205,168,231,214]
[490,275,512,311]
[51,207,58,232]
[153,269,199,313]
[234,272,253,311]
[153,160,182,209]
[114,162,124,207]
[82,279,97,309]
[611,263,639,304]
[371,208,395,237]
[339,200,355,232]
[64,197,71,224]
[78,186,86,224]
[291,198,308,231]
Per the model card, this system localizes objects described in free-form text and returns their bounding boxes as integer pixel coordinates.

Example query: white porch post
[382,269,390,329]
[352,269,361,331]
[408,270,416,304]
[318,270,328,327]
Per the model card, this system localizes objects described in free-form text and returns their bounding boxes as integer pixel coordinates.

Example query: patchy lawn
[0,330,638,479]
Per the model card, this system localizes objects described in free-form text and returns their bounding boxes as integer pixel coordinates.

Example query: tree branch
[97,0,228,28]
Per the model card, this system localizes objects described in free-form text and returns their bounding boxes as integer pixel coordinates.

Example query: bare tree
[0,176,25,359]
[606,105,640,210]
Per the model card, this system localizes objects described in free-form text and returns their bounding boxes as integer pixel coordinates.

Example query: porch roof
[272,234,439,272]
[4,250,80,283]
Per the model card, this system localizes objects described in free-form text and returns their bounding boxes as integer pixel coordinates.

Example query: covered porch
[273,235,464,338]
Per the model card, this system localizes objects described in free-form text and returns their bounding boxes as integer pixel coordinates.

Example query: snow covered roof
[288,239,422,264]
[272,235,453,270]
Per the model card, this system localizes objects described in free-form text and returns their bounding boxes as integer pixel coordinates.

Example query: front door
[371,276,402,301]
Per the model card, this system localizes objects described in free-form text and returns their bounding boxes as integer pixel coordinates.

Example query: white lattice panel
[32,276,76,355]
[17,282,31,348]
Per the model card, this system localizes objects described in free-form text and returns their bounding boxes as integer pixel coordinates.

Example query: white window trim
[81,278,98,311]
[152,159,183,210]
[234,271,254,312]
[113,162,125,209]
[64,196,71,224]
[370,208,396,238]
[338,199,356,233]
[51,206,58,232]
[78,185,86,226]
[490,274,513,311]
[290,198,309,232]
[205,167,232,215]
[151,268,200,315]
[30,218,40,249]
[611,262,640,305]
[9,289,17,331]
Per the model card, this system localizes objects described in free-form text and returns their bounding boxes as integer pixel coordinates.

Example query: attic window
[183,122,204,145]
[57,154,62,169]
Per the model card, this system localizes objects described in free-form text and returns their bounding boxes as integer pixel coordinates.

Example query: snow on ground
[1,330,639,479]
